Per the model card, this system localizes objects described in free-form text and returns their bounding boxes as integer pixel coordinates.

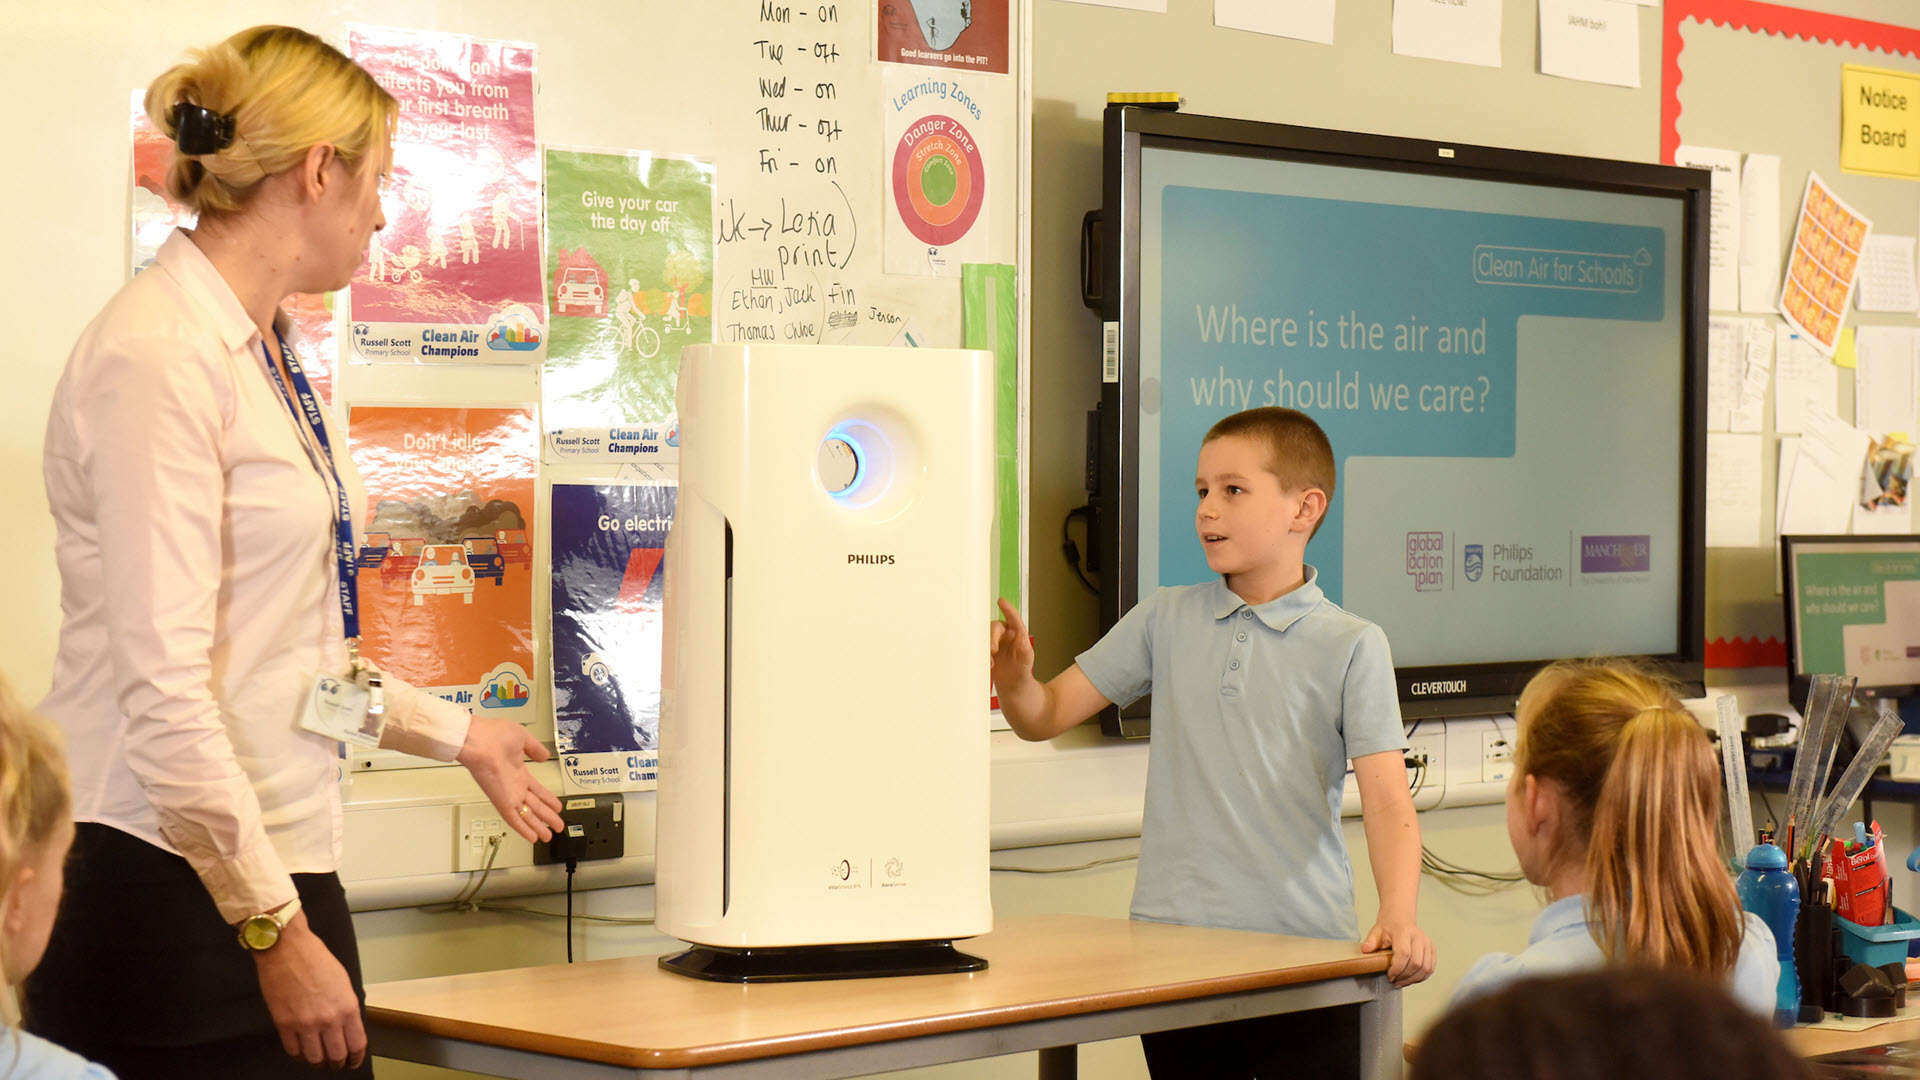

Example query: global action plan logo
[1405,532,1445,592]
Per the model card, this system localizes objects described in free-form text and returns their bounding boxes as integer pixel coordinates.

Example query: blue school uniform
[0,1027,117,1079]
[1450,894,1781,1016]
[1076,568,1408,941]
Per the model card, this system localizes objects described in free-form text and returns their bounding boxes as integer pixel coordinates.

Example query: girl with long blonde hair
[1449,660,1780,1015]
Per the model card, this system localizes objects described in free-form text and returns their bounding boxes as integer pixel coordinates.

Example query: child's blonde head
[144,25,395,217]
[0,675,70,1003]
[1513,659,1743,976]
[1203,408,1335,497]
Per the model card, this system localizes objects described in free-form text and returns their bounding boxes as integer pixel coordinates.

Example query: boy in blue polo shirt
[992,406,1431,1078]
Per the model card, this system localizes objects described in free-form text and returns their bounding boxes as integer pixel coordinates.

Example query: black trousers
[24,823,374,1080]
[1141,1004,1361,1080]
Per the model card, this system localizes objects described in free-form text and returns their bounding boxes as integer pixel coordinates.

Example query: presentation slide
[1138,148,1686,667]
[1790,543,1920,687]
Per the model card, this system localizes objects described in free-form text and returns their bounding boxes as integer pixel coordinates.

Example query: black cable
[1062,506,1098,594]
[564,857,578,963]
[1756,782,1778,834]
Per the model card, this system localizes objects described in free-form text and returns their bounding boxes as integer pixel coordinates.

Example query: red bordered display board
[1662,1,1920,669]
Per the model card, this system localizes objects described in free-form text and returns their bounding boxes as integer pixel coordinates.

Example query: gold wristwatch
[237,896,302,951]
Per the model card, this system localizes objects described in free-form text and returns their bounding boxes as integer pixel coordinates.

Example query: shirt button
[1230,660,1240,670]
[1242,611,1252,620]
[1236,632,1247,642]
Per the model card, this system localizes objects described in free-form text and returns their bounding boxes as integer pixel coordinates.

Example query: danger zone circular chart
[891,114,985,246]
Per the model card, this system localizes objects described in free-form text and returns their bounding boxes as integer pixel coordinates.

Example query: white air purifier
[656,343,995,982]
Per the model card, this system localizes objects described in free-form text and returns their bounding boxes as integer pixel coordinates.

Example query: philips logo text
[1409,680,1467,696]
[848,554,896,565]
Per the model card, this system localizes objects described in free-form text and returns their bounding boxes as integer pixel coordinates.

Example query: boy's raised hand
[1362,918,1435,988]
[990,598,1035,691]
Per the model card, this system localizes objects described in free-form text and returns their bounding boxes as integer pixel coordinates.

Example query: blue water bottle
[1736,842,1800,1028]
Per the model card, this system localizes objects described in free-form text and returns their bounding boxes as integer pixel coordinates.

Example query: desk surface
[366,913,1391,1071]
[1782,1005,1920,1058]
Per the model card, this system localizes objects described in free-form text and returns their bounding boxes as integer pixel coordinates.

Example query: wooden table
[1782,1004,1920,1058]
[366,913,1400,1079]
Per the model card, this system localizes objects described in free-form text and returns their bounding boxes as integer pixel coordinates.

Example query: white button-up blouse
[41,230,470,924]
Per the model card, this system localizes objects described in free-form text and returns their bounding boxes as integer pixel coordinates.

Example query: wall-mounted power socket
[1481,729,1514,784]
[535,793,625,865]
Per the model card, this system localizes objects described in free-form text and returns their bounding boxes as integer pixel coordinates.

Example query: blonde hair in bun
[144,25,396,216]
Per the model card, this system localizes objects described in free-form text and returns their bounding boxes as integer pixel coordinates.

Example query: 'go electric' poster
[550,481,676,792]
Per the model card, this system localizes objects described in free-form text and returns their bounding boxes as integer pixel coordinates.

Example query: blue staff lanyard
[261,333,361,647]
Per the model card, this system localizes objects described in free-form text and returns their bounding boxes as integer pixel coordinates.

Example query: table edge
[367,953,1392,1068]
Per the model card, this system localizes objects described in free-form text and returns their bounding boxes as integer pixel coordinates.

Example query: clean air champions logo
[1405,532,1444,592]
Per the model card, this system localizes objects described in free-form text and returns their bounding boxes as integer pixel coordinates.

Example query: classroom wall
[8,3,1917,1078]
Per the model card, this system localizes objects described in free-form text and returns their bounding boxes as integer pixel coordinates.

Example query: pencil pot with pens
[1763,677,1914,1021]
[1792,823,1919,1020]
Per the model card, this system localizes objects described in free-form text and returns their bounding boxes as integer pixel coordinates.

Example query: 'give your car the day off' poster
[347,406,538,720]
[543,148,714,462]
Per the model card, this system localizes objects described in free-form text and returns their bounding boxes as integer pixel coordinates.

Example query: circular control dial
[820,436,860,494]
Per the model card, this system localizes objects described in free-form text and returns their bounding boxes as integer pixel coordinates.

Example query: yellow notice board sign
[1842,65,1920,179]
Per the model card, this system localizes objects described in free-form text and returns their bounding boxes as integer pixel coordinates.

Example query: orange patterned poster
[1779,171,1871,356]
[347,406,537,717]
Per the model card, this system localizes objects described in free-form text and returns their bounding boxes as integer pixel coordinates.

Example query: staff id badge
[300,670,386,749]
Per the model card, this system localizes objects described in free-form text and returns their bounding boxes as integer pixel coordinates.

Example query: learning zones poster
[875,0,1010,74]
[549,481,676,792]
[1780,172,1870,357]
[131,92,340,405]
[1151,174,1681,668]
[884,67,991,277]
[346,406,537,717]
[543,148,714,463]
[348,27,546,365]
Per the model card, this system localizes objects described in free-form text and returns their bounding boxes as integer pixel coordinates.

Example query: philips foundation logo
[1464,544,1484,583]
[1580,535,1651,573]
[848,554,896,565]
[1405,532,1445,592]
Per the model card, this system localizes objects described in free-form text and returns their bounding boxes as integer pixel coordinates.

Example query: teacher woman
[25,26,565,1077]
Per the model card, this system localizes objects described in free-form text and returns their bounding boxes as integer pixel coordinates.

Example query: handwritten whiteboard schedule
[709,1,1018,348]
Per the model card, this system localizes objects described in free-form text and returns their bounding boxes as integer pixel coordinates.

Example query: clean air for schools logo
[1580,535,1650,573]
[1405,532,1444,592]
[1464,544,1484,583]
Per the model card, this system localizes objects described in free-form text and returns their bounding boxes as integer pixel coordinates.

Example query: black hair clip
[172,102,235,156]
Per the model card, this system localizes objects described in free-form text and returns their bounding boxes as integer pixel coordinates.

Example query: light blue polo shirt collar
[1531,895,1589,945]
[1208,565,1325,632]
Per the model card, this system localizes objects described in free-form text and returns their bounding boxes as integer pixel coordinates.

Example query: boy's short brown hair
[1203,407,1336,500]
